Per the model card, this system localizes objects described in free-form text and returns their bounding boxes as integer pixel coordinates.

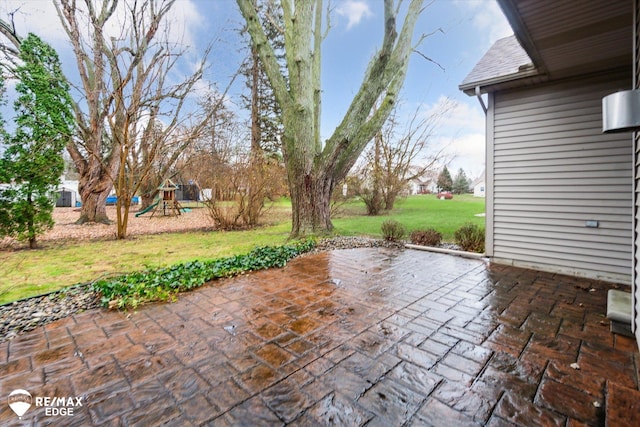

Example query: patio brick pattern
[1,248,639,425]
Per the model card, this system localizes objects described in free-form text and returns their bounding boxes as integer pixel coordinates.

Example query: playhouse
[137,179,183,217]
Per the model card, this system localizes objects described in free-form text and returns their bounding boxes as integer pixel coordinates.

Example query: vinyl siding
[634,0,639,341]
[492,72,632,284]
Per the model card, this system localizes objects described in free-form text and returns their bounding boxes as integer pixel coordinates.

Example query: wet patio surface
[1,248,639,426]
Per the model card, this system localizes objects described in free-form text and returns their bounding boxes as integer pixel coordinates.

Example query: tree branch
[237,0,293,112]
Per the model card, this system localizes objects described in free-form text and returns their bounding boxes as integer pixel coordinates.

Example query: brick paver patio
[1,248,639,426]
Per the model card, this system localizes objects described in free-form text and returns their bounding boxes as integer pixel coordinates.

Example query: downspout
[475,86,488,114]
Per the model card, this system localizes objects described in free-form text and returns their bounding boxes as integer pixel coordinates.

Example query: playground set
[135,179,186,218]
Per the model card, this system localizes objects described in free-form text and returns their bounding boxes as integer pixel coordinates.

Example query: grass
[0,223,291,304]
[333,194,485,241]
[0,194,484,304]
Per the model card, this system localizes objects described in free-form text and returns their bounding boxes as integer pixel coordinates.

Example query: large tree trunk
[238,0,423,238]
[289,169,334,236]
[77,185,111,224]
[75,158,114,224]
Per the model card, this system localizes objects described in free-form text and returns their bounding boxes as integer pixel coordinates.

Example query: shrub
[205,156,286,230]
[360,189,384,216]
[410,229,442,247]
[454,223,485,253]
[381,220,406,242]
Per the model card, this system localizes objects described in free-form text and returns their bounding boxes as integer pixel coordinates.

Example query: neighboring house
[408,169,439,195]
[459,1,639,344]
[471,171,485,198]
[365,167,439,195]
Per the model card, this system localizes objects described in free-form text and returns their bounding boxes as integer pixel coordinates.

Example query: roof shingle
[459,35,534,90]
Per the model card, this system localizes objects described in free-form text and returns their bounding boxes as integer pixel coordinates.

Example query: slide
[135,201,159,217]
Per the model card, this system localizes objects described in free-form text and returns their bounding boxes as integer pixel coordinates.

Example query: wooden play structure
[150,179,183,217]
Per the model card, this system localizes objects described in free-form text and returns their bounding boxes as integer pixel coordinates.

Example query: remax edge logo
[7,389,32,419]
[7,389,83,419]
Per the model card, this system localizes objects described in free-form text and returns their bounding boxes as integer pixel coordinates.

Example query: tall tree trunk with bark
[2,4,120,225]
[55,0,124,224]
[238,0,424,237]
[250,44,263,155]
[69,143,119,224]
[77,174,114,224]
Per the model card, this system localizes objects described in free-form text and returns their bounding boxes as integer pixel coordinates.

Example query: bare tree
[0,11,21,70]
[205,152,285,229]
[185,93,286,229]
[134,81,240,212]
[53,0,217,229]
[180,90,247,194]
[238,0,426,237]
[0,3,226,230]
[358,100,452,213]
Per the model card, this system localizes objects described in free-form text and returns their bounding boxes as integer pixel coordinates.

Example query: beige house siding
[491,72,633,284]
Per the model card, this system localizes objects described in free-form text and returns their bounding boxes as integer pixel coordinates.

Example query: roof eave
[459,68,543,95]
[497,0,547,75]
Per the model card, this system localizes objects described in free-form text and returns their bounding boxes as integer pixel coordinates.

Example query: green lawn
[0,194,485,304]
[333,194,485,241]
[0,224,291,304]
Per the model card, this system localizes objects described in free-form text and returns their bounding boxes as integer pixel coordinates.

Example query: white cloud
[161,0,205,48]
[96,0,205,50]
[454,0,512,48]
[1,1,67,46]
[419,96,485,135]
[447,133,486,179]
[421,96,486,178]
[336,0,373,30]
[0,0,204,51]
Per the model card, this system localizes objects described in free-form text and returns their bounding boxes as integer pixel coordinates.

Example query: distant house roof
[459,35,538,95]
[471,171,485,187]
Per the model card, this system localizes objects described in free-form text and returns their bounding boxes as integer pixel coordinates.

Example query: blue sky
[2,0,512,180]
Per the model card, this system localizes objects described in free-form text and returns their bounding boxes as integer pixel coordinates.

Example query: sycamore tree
[238,0,425,237]
[0,34,75,249]
[54,0,189,226]
[53,0,229,239]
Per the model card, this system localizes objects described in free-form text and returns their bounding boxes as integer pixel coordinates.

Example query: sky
[1,0,513,181]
